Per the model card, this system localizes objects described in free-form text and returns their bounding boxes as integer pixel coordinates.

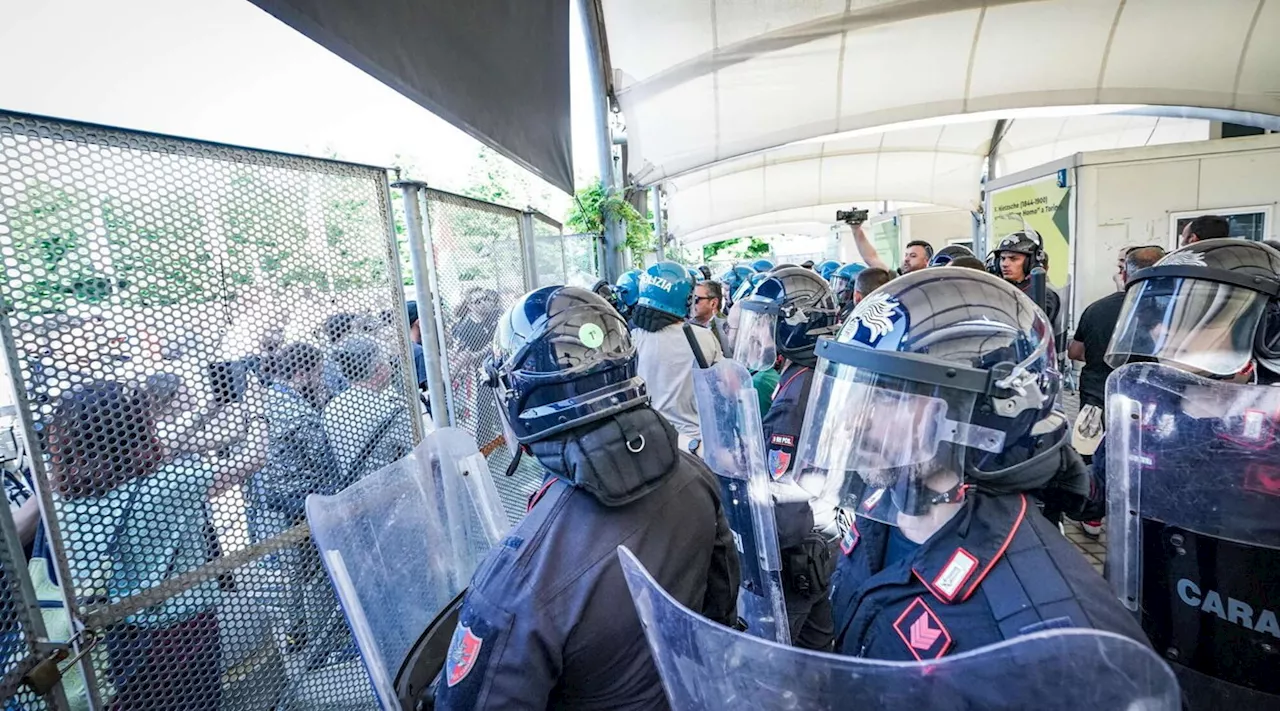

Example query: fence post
[393,180,451,430]
[519,210,538,291]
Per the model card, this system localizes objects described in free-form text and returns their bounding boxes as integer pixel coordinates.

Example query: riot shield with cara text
[693,359,790,644]
[1107,362,1280,708]
[619,546,1179,711]
[306,427,510,710]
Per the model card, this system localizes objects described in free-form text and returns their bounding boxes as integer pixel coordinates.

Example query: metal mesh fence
[422,189,546,519]
[563,233,600,287]
[0,481,54,711]
[0,112,420,710]
[531,213,567,288]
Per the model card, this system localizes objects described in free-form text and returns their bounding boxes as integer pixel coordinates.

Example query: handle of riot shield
[395,589,466,710]
[683,323,711,369]
[1029,267,1048,314]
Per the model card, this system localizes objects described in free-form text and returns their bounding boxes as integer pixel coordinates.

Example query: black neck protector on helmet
[631,305,683,333]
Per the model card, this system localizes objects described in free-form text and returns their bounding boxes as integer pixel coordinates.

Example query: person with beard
[787,268,1148,661]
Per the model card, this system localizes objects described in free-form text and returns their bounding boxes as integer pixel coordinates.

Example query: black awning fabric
[249,0,573,193]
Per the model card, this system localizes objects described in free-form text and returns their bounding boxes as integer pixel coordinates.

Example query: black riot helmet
[1107,239,1280,378]
[994,230,1046,279]
[733,266,839,370]
[485,286,647,452]
[792,268,1060,522]
[930,244,975,267]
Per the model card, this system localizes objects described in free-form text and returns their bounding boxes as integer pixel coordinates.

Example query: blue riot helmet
[749,258,775,272]
[614,269,642,318]
[828,263,866,310]
[816,260,842,281]
[929,244,975,267]
[485,286,647,456]
[688,267,705,284]
[637,260,696,319]
[792,268,1060,522]
[732,271,770,305]
[719,265,756,310]
[734,267,839,371]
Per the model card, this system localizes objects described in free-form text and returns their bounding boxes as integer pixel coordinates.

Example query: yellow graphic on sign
[989,175,1071,288]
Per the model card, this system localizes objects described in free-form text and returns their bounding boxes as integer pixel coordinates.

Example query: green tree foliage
[102,189,217,307]
[564,179,653,269]
[5,182,105,313]
[702,236,771,264]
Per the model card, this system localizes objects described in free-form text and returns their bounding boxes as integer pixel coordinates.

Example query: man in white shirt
[631,262,723,454]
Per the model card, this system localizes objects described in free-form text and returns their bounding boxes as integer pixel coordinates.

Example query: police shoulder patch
[892,597,953,661]
[446,623,484,687]
[768,449,792,480]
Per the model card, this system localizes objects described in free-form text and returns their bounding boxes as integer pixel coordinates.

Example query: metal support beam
[519,210,539,290]
[392,180,451,430]
[651,186,665,261]
[580,0,626,281]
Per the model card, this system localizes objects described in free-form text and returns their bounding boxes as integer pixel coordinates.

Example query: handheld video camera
[836,207,869,226]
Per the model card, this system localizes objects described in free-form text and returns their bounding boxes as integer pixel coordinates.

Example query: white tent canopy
[665,114,1209,241]
[602,0,1280,189]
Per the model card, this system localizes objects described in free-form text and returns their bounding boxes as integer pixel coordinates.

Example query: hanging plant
[564,178,654,269]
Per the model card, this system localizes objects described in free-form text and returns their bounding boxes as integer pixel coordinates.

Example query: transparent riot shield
[306,427,510,710]
[618,546,1179,711]
[693,359,790,644]
[1107,362,1280,708]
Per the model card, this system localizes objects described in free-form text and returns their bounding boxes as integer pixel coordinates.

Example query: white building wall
[899,208,975,254]
[1073,133,1280,318]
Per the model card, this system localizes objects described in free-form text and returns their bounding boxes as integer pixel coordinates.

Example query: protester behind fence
[49,379,266,711]
[405,301,428,388]
[250,343,336,530]
[449,287,502,430]
[322,337,413,484]
[320,313,361,400]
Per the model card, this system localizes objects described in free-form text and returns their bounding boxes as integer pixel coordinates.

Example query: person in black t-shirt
[1067,245,1162,537]
[1068,246,1165,410]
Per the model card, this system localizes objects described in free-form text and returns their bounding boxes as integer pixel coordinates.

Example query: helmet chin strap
[892,476,969,544]
[504,446,524,477]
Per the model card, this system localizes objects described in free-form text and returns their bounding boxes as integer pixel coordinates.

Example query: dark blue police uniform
[434,408,740,710]
[762,362,837,651]
[831,491,1149,661]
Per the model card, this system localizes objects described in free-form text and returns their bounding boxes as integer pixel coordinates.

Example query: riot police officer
[929,243,975,267]
[718,264,756,312]
[788,268,1147,662]
[631,261,723,453]
[816,260,842,282]
[734,266,841,650]
[828,262,866,320]
[993,230,1061,326]
[1100,239,1280,708]
[434,285,740,709]
[614,268,641,321]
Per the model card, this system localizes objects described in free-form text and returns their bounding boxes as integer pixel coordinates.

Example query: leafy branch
[564,179,654,269]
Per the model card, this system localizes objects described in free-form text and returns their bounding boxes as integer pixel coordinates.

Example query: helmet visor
[791,360,1003,525]
[733,309,777,371]
[830,275,852,298]
[1106,277,1266,376]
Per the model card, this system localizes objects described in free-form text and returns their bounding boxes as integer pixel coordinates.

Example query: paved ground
[1057,386,1107,575]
